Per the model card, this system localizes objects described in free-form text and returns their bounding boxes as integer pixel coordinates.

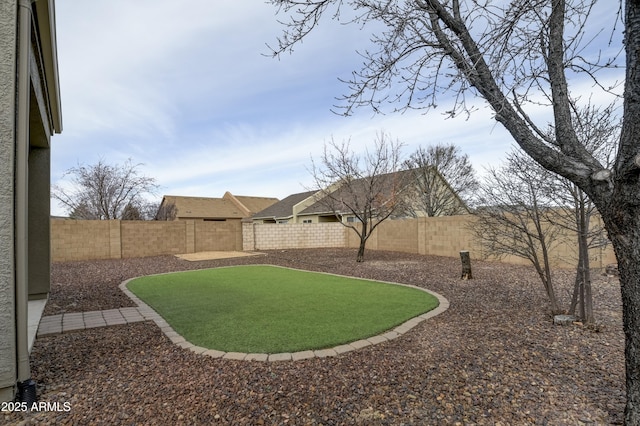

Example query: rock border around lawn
[119,264,450,362]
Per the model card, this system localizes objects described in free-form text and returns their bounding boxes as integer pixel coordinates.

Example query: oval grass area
[126,265,439,354]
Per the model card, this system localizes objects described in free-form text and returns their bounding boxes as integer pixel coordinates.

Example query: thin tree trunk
[356,242,365,262]
[579,234,594,325]
[356,221,368,262]
[532,258,561,315]
[568,271,580,316]
[577,197,594,324]
[535,220,561,315]
[569,201,582,317]
[568,193,595,324]
[542,255,561,315]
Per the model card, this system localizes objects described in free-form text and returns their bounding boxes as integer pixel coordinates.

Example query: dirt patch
[175,251,265,261]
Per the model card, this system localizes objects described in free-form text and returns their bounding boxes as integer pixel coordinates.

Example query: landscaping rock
[5,248,624,425]
[553,314,577,325]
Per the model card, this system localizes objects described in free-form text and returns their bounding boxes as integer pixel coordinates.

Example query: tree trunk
[460,250,472,280]
[604,207,640,425]
[356,221,368,262]
[356,242,365,263]
[535,229,562,315]
[569,228,594,324]
[578,198,594,324]
[579,234,594,325]
[568,271,580,316]
[616,3,640,418]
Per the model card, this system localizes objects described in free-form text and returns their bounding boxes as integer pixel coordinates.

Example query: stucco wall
[0,0,17,402]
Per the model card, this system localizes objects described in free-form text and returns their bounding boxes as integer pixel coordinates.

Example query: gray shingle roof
[252,190,317,220]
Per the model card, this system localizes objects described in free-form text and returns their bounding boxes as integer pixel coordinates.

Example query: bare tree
[154,200,178,221]
[309,133,409,262]
[268,2,640,421]
[544,179,604,323]
[68,202,99,220]
[121,203,143,220]
[544,102,619,325]
[52,159,159,220]
[405,144,478,216]
[478,144,612,323]
[475,149,564,314]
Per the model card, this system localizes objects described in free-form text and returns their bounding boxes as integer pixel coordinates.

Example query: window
[302,219,312,224]
[346,216,361,223]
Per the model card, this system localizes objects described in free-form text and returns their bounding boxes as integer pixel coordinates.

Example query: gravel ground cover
[5,248,625,425]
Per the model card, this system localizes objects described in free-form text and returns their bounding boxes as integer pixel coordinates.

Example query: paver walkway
[37,306,160,336]
[36,278,450,362]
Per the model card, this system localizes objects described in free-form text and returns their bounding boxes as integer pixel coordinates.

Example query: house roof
[298,169,417,216]
[297,168,471,217]
[161,196,243,219]
[160,193,278,220]
[251,168,470,222]
[252,190,317,220]
[222,192,279,216]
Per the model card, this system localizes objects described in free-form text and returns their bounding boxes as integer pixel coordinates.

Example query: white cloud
[50,0,625,216]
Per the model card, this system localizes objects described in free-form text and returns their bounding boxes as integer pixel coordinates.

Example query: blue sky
[51,1,623,215]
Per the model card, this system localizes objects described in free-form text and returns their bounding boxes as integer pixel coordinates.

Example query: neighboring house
[251,190,318,223]
[1,0,63,402]
[404,166,472,217]
[252,169,469,224]
[157,192,278,221]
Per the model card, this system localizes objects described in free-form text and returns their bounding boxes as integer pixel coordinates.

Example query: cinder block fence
[51,216,616,268]
[51,219,242,262]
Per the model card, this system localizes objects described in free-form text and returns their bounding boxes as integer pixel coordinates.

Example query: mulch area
[5,249,625,425]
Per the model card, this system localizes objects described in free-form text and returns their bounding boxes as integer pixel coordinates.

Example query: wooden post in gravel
[460,250,472,280]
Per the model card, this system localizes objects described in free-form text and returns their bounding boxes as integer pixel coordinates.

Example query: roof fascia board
[223,191,250,216]
[33,0,62,133]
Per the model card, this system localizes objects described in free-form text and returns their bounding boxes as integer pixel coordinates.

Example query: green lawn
[127,265,438,353]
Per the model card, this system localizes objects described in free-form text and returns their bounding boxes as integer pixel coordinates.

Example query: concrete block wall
[195,220,242,252]
[121,220,189,258]
[51,219,113,261]
[418,216,481,258]
[345,216,479,258]
[51,217,617,269]
[341,215,615,269]
[242,222,255,251]
[52,219,241,262]
[245,222,348,251]
[376,218,419,254]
